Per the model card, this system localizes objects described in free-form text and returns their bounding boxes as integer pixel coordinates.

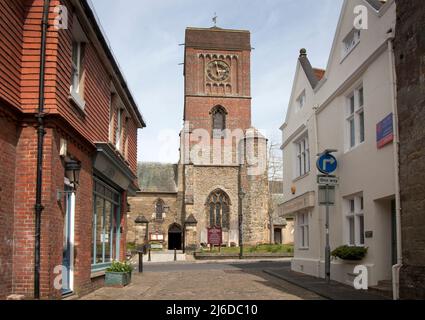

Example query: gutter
[34,0,50,300]
[387,29,403,301]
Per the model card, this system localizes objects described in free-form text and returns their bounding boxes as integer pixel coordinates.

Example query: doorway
[62,186,74,295]
[274,228,282,244]
[168,223,182,250]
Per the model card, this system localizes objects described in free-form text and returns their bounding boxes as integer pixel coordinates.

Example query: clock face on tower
[206,60,230,82]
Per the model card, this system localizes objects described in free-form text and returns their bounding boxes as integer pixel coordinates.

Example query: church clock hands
[207,60,230,82]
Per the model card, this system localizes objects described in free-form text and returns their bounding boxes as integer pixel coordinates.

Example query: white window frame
[296,91,306,111]
[345,85,365,151]
[342,29,361,59]
[294,135,310,179]
[115,108,124,152]
[69,17,88,111]
[345,195,365,247]
[298,211,309,249]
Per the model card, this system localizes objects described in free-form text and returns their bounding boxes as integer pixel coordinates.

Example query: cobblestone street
[82,261,323,300]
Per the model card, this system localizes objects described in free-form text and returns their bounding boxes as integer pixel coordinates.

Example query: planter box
[105,271,132,288]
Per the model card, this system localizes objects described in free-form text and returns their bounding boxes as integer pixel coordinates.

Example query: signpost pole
[317,149,338,285]
[325,180,331,284]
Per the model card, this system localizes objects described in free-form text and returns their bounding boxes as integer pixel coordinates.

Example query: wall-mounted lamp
[57,158,82,201]
[65,159,82,187]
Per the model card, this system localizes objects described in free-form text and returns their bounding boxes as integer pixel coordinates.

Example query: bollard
[148,248,151,262]
[138,251,143,273]
[174,248,177,261]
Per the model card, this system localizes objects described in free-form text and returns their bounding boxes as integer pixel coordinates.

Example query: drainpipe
[387,30,403,301]
[34,0,50,300]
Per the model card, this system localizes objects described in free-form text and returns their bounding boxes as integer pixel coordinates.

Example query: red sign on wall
[207,227,223,246]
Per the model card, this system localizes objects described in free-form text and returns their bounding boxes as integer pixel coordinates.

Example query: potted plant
[331,246,368,261]
[105,261,133,287]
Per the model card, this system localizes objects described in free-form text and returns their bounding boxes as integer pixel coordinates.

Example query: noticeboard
[207,227,223,246]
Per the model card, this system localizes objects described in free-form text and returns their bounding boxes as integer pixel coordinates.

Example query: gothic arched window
[155,199,165,220]
[207,190,230,229]
[211,106,227,135]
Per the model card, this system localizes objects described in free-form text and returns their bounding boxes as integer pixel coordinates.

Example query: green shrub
[106,261,133,273]
[331,246,368,261]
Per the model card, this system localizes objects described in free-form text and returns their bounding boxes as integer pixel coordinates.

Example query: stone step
[369,280,393,299]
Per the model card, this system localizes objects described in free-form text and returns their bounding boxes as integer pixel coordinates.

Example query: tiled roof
[137,163,178,193]
[313,68,325,81]
[366,0,387,11]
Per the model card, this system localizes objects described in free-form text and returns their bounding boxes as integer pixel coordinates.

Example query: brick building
[394,0,425,300]
[0,0,145,299]
[128,27,270,252]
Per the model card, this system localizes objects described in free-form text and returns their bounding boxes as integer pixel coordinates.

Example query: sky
[90,0,344,164]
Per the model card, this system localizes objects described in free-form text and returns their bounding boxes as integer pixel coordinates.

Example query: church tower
[179,26,269,251]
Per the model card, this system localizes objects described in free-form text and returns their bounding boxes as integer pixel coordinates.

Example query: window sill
[344,141,365,155]
[69,90,86,112]
[298,247,310,251]
[293,172,310,183]
[340,41,360,64]
[90,270,106,279]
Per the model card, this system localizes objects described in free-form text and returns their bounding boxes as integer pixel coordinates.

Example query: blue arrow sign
[317,153,338,175]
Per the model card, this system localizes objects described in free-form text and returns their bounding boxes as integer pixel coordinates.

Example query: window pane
[350,119,355,147]
[104,201,112,263]
[350,199,355,213]
[215,203,221,226]
[96,198,104,264]
[350,96,355,114]
[348,217,355,245]
[305,226,309,248]
[359,111,365,143]
[209,203,215,227]
[359,215,365,245]
[213,111,225,131]
[222,203,229,229]
[359,88,364,106]
[300,227,305,248]
[112,204,119,260]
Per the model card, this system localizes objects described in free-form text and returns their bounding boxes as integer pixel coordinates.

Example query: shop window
[91,179,121,271]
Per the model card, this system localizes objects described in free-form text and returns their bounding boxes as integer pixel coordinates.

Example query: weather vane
[212,12,218,27]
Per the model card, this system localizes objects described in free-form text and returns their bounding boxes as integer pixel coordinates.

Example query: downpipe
[387,31,403,301]
[34,0,50,300]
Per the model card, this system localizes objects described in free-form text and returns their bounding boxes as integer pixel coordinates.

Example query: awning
[93,143,139,196]
[279,191,315,217]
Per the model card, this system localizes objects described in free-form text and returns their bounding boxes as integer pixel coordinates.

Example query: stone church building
[128,26,271,252]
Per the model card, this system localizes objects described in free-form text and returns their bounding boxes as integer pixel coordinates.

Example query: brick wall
[394,0,425,300]
[0,110,19,299]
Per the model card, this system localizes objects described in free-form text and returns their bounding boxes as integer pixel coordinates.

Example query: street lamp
[238,189,246,259]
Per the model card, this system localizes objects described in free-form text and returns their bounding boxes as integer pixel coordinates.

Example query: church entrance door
[168,223,182,250]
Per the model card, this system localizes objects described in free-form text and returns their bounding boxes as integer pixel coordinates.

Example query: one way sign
[317,176,339,186]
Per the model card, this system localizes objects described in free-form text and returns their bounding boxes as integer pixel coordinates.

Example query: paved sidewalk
[264,267,389,300]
